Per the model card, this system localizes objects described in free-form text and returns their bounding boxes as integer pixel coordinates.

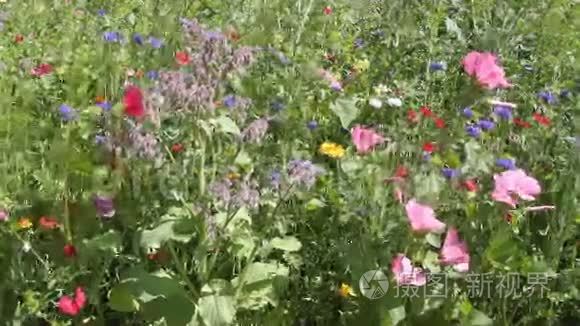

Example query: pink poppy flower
[440,228,470,272]
[351,125,384,154]
[462,51,511,89]
[58,287,86,316]
[405,199,446,233]
[30,63,53,77]
[391,254,426,286]
[491,169,541,207]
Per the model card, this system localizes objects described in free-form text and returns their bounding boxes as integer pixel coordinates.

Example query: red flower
[175,51,191,65]
[63,244,77,257]
[434,117,446,129]
[463,179,478,192]
[422,142,437,153]
[323,6,333,15]
[31,63,53,77]
[123,85,145,118]
[394,165,409,178]
[39,216,60,230]
[58,287,86,316]
[513,117,531,128]
[420,106,434,117]
[532,113,551,126]
[504,213,513,224]
[14,34,24,43]
[407,109,418,123]
[171,143,184,153]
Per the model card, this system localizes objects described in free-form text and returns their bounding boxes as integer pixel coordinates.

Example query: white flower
[373,84,389,96]
[369,98,383,109]
[22,241,31,253]
[386,97,403,107]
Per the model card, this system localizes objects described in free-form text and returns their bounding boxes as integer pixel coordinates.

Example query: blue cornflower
[95,135,108,145]
[493,105,512,120]
[354,38,364,49]
[422,153,432,161]
[97,9,107,17]
[271,100,285,112]
[147,70,158,80]
[132,33,144,45]
[59,104,77,121]
[149,36,163,49]
[560,89,571,99]
[462,107,474,118]
[465,124,481,138]
[537,91,557,104]
[441,168,459,179]
[478,119,495,131]
[307,120,318,130]
[496,158,516,170]
[429,61,447,71]
[96,101,112,111]
[103,31,122,43]
[223,95,236,108]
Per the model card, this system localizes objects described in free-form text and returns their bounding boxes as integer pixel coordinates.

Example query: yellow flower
[354,59,370,72]
[227,172,241,181]
[319,142,346,159]
[338,283,356,298]
[17,218,33,230]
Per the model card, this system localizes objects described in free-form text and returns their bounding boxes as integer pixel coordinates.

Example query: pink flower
[350,125,384,154]
[440,228,470,272]
[405,199,445,233]
[58,287,86,316]
[462,51,511,89]
[491,169,541,207]
[391,254,426,286]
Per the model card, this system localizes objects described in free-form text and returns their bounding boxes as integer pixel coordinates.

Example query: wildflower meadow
[0,0,579,325]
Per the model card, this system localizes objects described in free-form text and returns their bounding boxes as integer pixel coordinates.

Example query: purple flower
[95,135,107,145]
[496,158,516,170]
[478,119,495,131]
[354,38,364,49]
[287,160,324,189]
[330,81,343,92]
[307,120,318,130]
[242,118,269,143]
[0,209,8,222]
[538,91,557,104]
[465,124,481,138]
[270,170,282,189]
[149,37,163,49]
[103,31,122,43]
[422,153,431,161]
[132,33,144,45]
[462,107,474,118]
[97,9,107,17]
[59,104,77,121]
[97,101,112,111]
[209,179,233,205]
[147,70,158,80]
[441,168,459,179]
[429,61,447,71]
[271,100,285,112]
[233,180,260,208]
[223,95,237,108]
[93,195,115,218]
[493,105,512,120]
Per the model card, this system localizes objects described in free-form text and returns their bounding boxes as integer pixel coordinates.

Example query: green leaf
[212,115,241,136]
[413,172,445,203]
[271,236,302,252]
[140,214,194,249]
[108,284,139,313]
[425,233,442,248]
[330,97,359,129]
[445,17,464,42]
[462,140,493,175]
[305,198,326,210]
[468,309,493,326]
[83,230,122,255]
[198,295,236,326]
[388,306,406,325]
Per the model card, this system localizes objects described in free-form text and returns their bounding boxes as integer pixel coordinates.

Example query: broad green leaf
[462,140,493,175]
[413,172,445,203]
[271,236,302,252]
[198,295,236,326]
[108,284,139,313]
[445,17,464,42]
[213,115,241,136]
[425,233,442,248]
[468,309,493,326]
[389,306,406,325]
[83,230,122,254]
[305,198,326,210]
[330,97,359,129]
[140,214,194,249]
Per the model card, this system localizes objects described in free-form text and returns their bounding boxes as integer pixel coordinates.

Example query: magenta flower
[391,254,426,286]
[351,125,385,154]
[405,199,446,233]
[462,51,511,89]
[440,228,470,272]
[491,169,541,207]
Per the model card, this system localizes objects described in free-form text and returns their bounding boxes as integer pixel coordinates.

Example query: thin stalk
[168,242,199,300]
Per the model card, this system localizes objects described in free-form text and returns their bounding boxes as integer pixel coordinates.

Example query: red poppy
[39,216,60,230]
[147,252,158,261]
[123,85,145,118]
[175,51,191,65]
[513,117,531,128]
[407,109,418,123]
[14,34,24,43]
[394,165,409,178]
[171,143,184,153]
[30,63,53,77]
[422,142,437,153]
[323,6,333,15]
[420,106,434,117]
[434,117,446,129]
[532,113,551,126]
[463,179,478,192]
[63,244,77,257]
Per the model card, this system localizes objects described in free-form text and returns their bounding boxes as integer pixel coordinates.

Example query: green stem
[168,242,199,300]
[198,136,206,196]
